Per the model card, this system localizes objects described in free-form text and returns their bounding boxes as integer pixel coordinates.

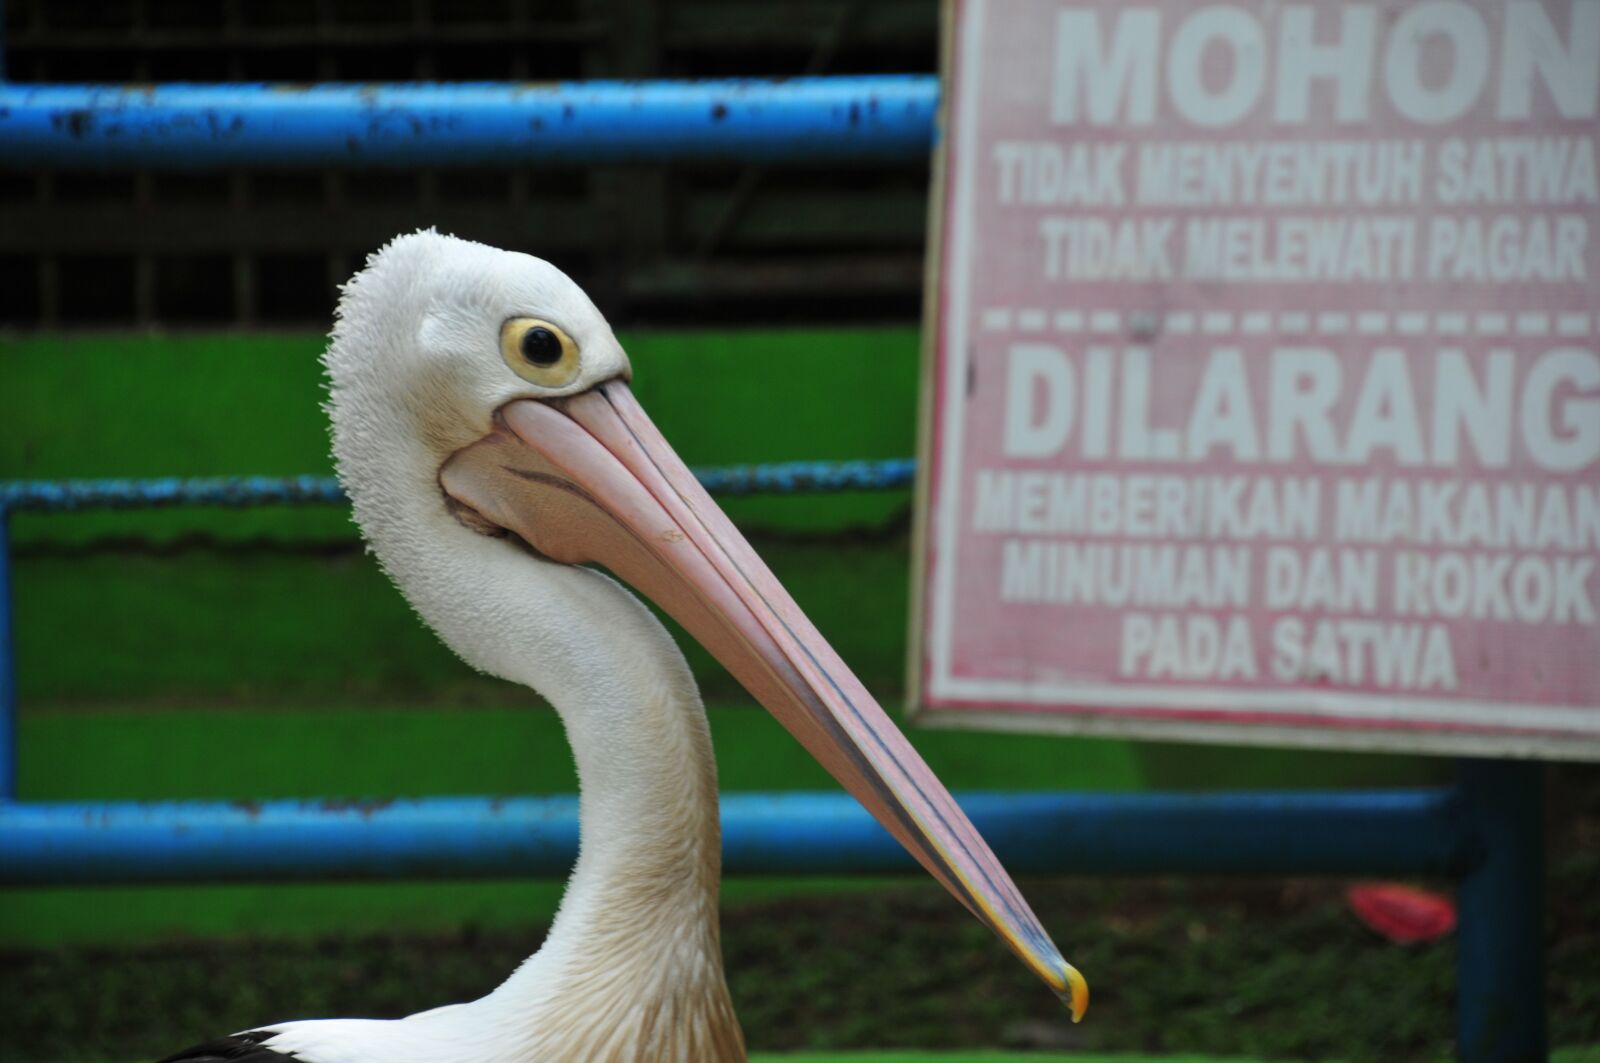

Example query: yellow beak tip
[1062,963,1089,1023]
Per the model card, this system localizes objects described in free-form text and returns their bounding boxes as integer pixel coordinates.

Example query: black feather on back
[156,1030,298,1062]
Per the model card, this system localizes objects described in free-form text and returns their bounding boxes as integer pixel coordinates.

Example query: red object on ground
[1345,883,1458,944]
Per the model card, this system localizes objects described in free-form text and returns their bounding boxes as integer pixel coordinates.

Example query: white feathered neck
[259,232,745,1062]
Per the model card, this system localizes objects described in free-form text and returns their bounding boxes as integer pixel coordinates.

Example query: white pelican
[158,231,1085,1063]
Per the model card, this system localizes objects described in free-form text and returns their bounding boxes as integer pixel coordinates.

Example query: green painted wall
[5,330,918,703]
[1,331,1445,946]
[4,330,918,546]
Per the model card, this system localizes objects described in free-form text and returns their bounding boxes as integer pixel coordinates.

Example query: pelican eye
[522,327,562,365]
[500,317,580,388]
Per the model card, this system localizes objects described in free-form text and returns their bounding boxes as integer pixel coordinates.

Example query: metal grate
[0,0,936,328]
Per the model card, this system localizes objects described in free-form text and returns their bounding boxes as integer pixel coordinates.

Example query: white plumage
[158,230,1082,1063]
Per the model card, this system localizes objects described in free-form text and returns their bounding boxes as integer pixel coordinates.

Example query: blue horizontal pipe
[685,457,917,496]
[0,475,349,513]
[0,462,915,514]
[0,789,1472,885]
[0,78,938,169]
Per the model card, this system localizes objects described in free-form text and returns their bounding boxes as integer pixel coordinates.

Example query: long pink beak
[439,378,1086,1019]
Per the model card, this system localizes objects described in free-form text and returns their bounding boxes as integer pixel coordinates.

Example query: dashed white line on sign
[1516,313,1551,336]
[974,310,1593,340]
[1558,314,1591,337]
[1053,310,1083,333]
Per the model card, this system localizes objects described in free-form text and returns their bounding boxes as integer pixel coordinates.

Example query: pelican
[158,230,1085,1063]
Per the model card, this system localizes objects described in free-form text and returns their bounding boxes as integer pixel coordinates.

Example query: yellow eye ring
[500,317,580,388]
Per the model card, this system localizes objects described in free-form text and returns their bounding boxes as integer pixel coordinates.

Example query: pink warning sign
[911,0,1600,757]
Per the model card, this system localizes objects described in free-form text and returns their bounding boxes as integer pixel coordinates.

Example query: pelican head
[310,230,1083,1054]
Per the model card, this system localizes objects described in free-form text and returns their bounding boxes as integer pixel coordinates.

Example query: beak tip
[1062,962,1089,1023]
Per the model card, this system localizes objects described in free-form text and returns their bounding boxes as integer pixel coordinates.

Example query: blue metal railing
[0,476,349,513]
[0,71,1548,1062]
[0,79,938,169]
[0,462,918,513]
[1,788,1472,885]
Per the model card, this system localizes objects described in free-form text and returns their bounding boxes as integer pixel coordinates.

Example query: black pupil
[521,326,563,366]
